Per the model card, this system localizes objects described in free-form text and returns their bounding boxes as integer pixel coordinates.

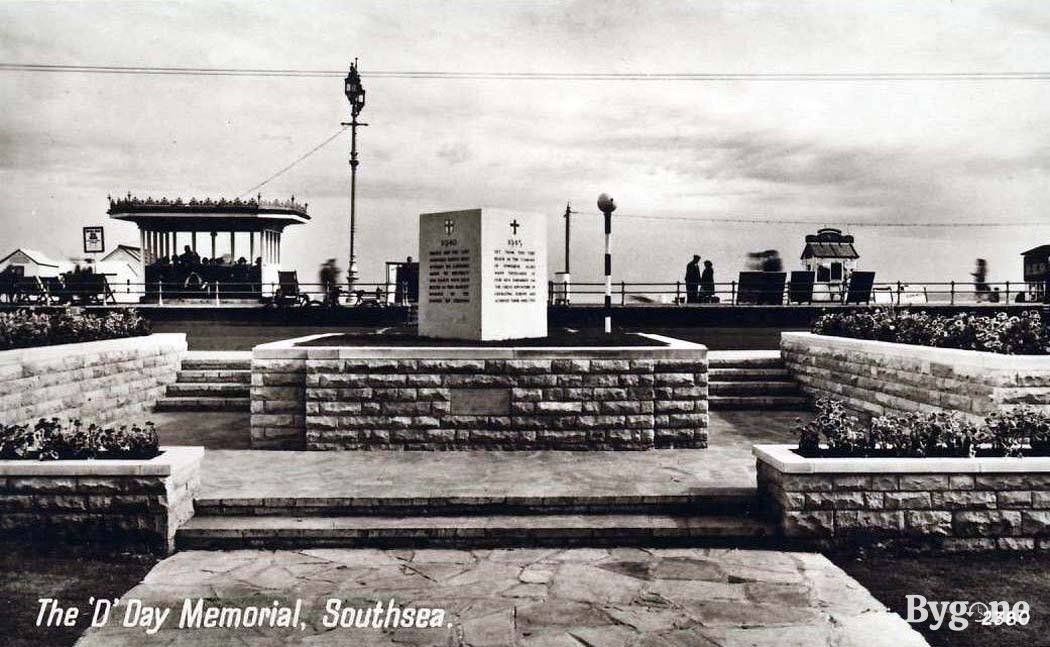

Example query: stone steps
[176,513,777,549]
[709,395,810,410]
[708,367,791,381]
[709,381,803,396]
[176,370,251,383]
[166,383,250,398]
[154,396,250,412]
[194,488,756,517]
[708,354,784,369]
[707,352,809,411]
[157,352,253,413]
[180,353,252,371]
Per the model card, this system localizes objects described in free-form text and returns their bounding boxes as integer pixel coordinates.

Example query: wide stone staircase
[707,351,809,410]
[176,487,776,549]
[154,351,252,412]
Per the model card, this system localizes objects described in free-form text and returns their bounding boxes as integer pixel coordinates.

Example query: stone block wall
[781,332,1050,420]
[0,446,203,553]
[0,334,187,427]
[756,445,1050,551]
[251,355,307,449]
[250,335,708,450]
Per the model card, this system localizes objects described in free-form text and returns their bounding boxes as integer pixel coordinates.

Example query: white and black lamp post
[597,193,616,334]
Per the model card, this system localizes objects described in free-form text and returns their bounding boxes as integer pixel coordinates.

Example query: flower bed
[0,446,203,553]
[0,418,159,461]
[796,398,1050,458]
[0,309,151,351]
[754,398,1050,551]
[811,308,1047,355]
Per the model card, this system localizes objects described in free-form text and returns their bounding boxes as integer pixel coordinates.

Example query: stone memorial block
[419,208,548,340]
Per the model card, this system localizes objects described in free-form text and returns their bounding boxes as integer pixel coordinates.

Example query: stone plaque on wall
[418,208,547,340]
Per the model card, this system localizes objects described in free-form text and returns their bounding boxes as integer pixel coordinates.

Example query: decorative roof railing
[107,193,309,216]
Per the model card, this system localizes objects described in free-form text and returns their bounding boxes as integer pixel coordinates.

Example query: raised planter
[755,443,1050,551]
[781,331,1050,420]
[0,333,187,426]
[251,333,708,450]
[0,446,203,553]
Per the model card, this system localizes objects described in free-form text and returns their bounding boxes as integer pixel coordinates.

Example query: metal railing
[549,280,1043,306]
[0,279,412,308]
[0,276,1043,308]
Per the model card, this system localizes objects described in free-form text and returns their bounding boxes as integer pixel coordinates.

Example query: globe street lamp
[343,58,368,294]
[597,193,616,334]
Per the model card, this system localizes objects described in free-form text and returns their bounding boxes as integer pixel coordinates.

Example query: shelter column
[230,232,236,261]
[191,232,197,253]
[210,232,217,259]
[249,232,255,262]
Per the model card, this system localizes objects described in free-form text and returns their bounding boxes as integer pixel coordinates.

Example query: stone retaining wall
[251,334,708,450]
[0,333,187,427]
[756,444,1050,551]
[781,332,1050,420]
[0,446,203,553]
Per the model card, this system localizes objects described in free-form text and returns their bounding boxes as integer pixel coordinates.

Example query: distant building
[1022,244,1050,302]
[98,245,143,302]
[107,193,309,301]
[800,228,860,301]
[0,248,62,278]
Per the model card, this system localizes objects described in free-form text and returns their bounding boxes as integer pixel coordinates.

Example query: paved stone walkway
[75,547,928,647]
[193,411,803,501]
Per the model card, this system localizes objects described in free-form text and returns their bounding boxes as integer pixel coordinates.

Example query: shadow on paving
[0,543,157,647]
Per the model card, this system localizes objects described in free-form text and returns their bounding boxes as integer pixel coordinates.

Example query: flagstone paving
[74,547,928,647]
[193,411,804,502]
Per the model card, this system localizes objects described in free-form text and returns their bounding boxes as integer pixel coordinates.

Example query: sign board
[83,226,105,254]
[418,208,547,341]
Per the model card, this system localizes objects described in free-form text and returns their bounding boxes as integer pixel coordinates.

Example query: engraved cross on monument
[419,208,548,340]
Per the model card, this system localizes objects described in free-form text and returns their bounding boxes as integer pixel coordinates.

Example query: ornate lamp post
[343,59,368,293]
[597,193,616,334]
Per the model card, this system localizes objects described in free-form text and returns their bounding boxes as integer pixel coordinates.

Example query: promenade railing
[548,280,1040,306]
[0,278,1042,308]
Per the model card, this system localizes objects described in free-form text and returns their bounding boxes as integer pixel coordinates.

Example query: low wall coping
[0,333,188,367]
[754,443,1050,474]
[0,446,204,477]
[781,331,1050,370]
[253,332,706,360]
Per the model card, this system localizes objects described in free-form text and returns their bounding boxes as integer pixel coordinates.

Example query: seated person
[179,245,201,267]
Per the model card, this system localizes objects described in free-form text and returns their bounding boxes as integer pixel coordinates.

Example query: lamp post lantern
[597,193,616,334]
[343,58,368,294]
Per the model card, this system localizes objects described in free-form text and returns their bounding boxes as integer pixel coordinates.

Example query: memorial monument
[250,205,709,451]
[418,208,548,340]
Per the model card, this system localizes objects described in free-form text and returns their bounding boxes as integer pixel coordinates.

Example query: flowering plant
[0,308,150,350]
[0,418,159,460]
[812,308,1047,355]
[797,399,1050,458]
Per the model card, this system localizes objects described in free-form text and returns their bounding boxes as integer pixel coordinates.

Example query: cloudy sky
[1,0,1049,290]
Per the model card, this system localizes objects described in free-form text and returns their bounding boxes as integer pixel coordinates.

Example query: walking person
[684,255,701,304]
[319,258,341,307]
[972,258,989,302]
[699,260,716,303]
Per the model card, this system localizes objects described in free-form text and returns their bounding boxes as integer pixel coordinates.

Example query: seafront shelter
[107,194,309,301]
